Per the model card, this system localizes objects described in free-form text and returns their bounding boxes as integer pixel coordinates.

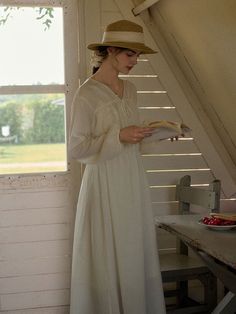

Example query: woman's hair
[91,47,108,74]
[91,46,125,74]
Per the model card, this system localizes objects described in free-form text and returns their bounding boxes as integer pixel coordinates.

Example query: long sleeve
[69,93,124,164]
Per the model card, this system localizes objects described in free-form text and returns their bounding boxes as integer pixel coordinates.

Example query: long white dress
[69,78,166,314]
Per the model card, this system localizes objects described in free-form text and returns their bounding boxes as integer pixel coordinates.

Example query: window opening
[0,6,66,174]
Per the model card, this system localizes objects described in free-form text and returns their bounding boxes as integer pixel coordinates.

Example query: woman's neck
[93,62,119,85]
[92,64,124,98]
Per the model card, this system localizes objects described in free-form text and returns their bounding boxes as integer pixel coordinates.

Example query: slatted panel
[138,93,174,108]
[128,77,164,91]
[0,306,69,314]
[146,170,214,186]
[122,56,216,254]
[0,290,70,311]
[142,155,206,170]
[0,182,73,312]
[0,256,71,278]
[0,239,71,262]
[129,58,156,75]
[0,273,70,294]
[0,190,69,211]
[220,199,236,211]
[0,207,72,227]
[141,139,198,154]
[156,228,176,250]
[152,201,179,216]
[0,224,70,243]
[139,107,181,123]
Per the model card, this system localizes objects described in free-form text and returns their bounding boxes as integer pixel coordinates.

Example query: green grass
[0,143,67,174]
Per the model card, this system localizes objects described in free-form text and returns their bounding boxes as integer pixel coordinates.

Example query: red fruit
[202,216,236,226]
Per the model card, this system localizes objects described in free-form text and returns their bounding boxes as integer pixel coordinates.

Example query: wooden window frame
[0,0,79,176]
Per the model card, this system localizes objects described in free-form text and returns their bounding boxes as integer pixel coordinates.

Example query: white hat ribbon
[102,31,145,44]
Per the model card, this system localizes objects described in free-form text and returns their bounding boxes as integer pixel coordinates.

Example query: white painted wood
[129,59,156,74]
[129,76,164,91]
[0,239,71,261]
[137,93,174,107]
[150,186,222,204]
[101,0,119,11]
[152,201,178,216]
[0,0,64,5]
[156,229,176,250]
[142,154,206,170]
[150,186,176,202]
[101,12,124,28]
[0,289,70,311]
[152,1,236,180]
[220,199,236,211]
[0,173,70,191]
[0,223,70,244]
[0,256,71,278]
[0,190,69,211]
[146,170,214,186]
[141,139,198,154]
[0,85,65,95]
[64,0,81,143]
[0,0,79,312]
[0,273,70,294]
[132,0,161,16]
[0,207,73,227]
[0,306,69,314]
[114,0,236,196]
[139,107,181,122]
[83,0,102,78]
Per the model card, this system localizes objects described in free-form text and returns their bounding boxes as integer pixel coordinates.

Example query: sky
[0,7,64,86]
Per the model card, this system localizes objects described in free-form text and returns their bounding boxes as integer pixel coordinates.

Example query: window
[0,2,71,175]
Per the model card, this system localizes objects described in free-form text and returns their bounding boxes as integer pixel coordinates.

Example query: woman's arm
[69,95,124,163]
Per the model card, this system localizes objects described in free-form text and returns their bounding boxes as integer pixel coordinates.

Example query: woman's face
[108,47,141,74]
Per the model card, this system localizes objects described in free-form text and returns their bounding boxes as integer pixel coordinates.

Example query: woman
[69,19,166,314]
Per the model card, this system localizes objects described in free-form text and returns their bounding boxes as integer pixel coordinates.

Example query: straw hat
[87,19,157,54]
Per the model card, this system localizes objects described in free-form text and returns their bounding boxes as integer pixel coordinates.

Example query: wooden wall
[0,175,73,313]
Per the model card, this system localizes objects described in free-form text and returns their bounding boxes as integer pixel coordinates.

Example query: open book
[143,120,191,142]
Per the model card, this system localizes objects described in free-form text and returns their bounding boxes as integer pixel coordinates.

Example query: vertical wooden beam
[132,0,161,16]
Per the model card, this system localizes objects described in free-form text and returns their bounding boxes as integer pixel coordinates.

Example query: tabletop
[155,214,236,270]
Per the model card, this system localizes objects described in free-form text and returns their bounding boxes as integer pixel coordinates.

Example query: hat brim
[87,41,157,54]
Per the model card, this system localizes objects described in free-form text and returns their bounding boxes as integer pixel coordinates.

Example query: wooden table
[155,214,236,314]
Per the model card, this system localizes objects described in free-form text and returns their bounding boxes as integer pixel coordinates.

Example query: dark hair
[92,46,109,74]
[91,46,126,74]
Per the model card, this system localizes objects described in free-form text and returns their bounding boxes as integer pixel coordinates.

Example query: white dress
[69,78,166,314]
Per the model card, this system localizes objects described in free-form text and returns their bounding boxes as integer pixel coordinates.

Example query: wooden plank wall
[0,0,79,313]
[124,57,216,251]
[0,175,72,313]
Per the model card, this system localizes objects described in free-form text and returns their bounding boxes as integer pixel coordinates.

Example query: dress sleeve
[69,94,124,164]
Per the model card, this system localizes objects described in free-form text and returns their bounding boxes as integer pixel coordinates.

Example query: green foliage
[0,6,20,26]
[25,100,65,144]
[0,102,22,141]
[36,7,54,30]
[0,7,54,30]
[0,95,65,145]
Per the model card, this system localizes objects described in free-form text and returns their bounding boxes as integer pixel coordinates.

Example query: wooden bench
[159,175,220,313]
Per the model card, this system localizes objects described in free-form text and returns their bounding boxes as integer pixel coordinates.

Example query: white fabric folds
[69,78,166,314]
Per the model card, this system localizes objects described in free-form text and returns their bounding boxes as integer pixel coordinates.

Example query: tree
[0,7,54,30]
[0,102,22,142]
[25,100,65,144]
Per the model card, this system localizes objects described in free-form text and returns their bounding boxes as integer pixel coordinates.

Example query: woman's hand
[119,125,154,144]
[170,133,185,142]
